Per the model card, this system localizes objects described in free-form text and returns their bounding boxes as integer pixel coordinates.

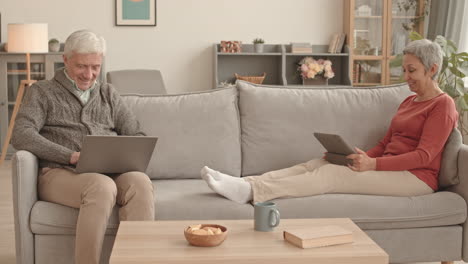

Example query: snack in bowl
[184,224,228,247]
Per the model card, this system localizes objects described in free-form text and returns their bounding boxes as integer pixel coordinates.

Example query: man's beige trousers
[244,159,434,203]
[38,168,154,264]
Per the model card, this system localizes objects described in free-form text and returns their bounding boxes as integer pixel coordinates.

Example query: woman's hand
[346,147,376,172]
[70,152,81,165]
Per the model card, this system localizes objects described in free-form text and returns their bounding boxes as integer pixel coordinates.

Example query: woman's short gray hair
[64,30,106,58]
[403,39,443,80]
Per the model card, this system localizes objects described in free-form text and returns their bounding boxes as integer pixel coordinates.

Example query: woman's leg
[201,159,328,203]
[244,159,328,181]
[248,163,433,203]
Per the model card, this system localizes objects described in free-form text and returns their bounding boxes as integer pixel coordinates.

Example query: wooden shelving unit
[214,44,351,88]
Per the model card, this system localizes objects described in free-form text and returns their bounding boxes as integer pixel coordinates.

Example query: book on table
[283,225,353,249]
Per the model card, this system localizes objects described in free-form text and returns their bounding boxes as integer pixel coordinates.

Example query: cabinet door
[351,0,387,86]
[387,0,426,84]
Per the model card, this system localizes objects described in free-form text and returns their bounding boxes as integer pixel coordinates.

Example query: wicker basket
[235,72,266,84]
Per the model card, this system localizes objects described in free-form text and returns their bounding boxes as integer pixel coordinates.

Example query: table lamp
[0,23,48,164]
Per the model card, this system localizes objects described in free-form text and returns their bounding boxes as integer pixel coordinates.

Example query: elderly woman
[201,39,459,204]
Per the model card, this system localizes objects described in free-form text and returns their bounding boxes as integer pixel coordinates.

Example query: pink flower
[298,57,334,80]
[307,71,317,79]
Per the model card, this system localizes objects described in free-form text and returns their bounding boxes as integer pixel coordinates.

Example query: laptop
[313,132,356,166]
[75,135,158,174]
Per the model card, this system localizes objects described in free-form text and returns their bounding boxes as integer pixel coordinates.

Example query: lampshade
[7,23,48,53]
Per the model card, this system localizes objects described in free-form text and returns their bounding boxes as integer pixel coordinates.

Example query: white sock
[201,166,252,204]
[200,166,244,182]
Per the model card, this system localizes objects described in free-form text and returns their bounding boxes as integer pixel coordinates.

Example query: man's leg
[38,168,117,264]
[113,171,154,221]
[248,163,433,203]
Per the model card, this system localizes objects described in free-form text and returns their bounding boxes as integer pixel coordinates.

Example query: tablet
[313,132,355,166]
[75,135,158,174]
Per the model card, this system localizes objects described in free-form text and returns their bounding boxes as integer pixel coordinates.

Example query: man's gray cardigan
[11,68,145,169]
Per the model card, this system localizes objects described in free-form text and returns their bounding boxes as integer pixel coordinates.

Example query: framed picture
[115,0,156,26]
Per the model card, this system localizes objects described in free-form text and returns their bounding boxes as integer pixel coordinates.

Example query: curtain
[459,2,468,53]
[427,0,466,47]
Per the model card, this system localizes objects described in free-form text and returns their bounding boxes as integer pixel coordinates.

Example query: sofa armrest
[12,150,39,264]
[447,144,468,262]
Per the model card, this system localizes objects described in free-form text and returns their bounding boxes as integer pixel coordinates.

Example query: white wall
[1,0,343,93]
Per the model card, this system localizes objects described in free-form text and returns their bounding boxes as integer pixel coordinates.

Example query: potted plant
[396,0,430,32]
[253,38,265,53]
[298,57,335,85]
[48,38,60,52]
[408,32,468,140]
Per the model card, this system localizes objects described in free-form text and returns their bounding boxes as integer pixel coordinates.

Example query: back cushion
[237,81,413,176]
[439,128,462,188]
[122,88,241,179]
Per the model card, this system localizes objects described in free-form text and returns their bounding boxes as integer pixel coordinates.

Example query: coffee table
[110,218,388,264]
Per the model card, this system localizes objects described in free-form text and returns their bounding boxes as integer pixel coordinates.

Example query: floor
[0,159,466,264]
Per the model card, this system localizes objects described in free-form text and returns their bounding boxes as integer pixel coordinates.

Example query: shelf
[7,71,45,75]
[353,55,385,60]
[391,16,422,19]
[216,44,283,54]
[214,44,351,87]
[355,16,383,19]
[218,52,282,56]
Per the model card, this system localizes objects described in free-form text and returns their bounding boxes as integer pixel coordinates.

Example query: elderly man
[11,30,154,264]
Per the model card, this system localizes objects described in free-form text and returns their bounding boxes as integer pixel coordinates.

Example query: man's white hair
[64,30,106,58]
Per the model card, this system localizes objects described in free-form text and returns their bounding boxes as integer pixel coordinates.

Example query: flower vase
[302,76,328,86]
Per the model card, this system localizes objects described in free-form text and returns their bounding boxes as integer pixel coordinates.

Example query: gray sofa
[12,81,468,264]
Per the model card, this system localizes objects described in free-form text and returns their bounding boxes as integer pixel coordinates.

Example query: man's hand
[70,152,80,165]
[346,147,376,172]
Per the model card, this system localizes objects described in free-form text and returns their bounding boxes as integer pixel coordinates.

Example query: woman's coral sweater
[366,93,458,191]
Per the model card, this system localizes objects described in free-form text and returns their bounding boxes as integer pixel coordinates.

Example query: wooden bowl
[184,224,228,247]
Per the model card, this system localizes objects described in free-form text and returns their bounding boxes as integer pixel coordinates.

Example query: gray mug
[254,202,280,232]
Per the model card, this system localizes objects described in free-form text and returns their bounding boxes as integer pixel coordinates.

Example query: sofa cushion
[30,180,253,235]
[272,191,466,230]
[153,179,254,220]
[30,201,120,235]
[122,88,241,179]
[30,189,465,235]
[439,128,462,188]
[237,81,413,176]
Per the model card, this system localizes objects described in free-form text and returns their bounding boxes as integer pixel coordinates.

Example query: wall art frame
[115,0,156,26]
